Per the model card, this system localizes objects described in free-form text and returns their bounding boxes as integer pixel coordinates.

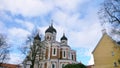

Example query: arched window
[72,55,74,60]
[64,51,65,57]
[53,48,56,55]
[52,47,57,56]
[114,62,117,67]
[46,36,49,40]
[62,64,64,68]
[46,36,51,41]
[52,64,55,68]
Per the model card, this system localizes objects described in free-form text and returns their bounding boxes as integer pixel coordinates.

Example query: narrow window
[62,64,64,68]
[114,62,117,67]
[118,59,120,64]
[112,51,114,56]
[53,48,56,55]
[52,64,55,68]
[64,51,65,57]
[52,47,57,56]
[47,36,49,40]
[68,51,70,59]
[72,55,74,60]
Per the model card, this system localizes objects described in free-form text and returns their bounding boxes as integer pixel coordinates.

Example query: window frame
[62,50,66,58]
[52,47,57,56]
[51,63,56,68]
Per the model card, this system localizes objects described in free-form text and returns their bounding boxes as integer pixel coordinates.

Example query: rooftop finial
[61,33,67,41]
[51,19,53,26]
[102,28,106,34]
[63,33,65,36]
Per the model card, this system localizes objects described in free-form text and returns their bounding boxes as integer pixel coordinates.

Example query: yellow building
[92,30,120,68]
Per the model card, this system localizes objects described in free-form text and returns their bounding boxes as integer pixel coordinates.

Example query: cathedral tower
[45,24,57,41]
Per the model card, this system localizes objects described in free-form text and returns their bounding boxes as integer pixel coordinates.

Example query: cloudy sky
[0,0,104,65]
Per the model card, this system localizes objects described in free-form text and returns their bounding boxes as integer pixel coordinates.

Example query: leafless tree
[98,0,120,39]
[0,33,9,65]
[20,30,46,68]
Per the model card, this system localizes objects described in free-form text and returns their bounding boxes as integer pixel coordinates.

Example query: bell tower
[60,33,68,45]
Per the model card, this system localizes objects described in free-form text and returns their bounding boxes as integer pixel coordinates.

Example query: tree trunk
[30,59,35,68]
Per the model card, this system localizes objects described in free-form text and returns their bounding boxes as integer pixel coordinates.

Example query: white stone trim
[52,47,57,56]
[51,63,56,68]
[62,50,66,58]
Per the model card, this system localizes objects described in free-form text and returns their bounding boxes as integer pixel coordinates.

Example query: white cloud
[68,23,102,48]
[54,0,79,12]
[0,21,7,34]
[53,0,92,13]
[0,11,13,22]
[0,0,54,17]
[15,19,35,31]
[52,10,80,29]
[8,27,30,39]
[88,55,94,65]
[9,53,24,64]
[8,27,30,46]
[0,0,92,17]
[50,7,102,48]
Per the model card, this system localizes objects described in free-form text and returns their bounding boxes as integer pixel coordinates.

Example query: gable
[92,33,115,54]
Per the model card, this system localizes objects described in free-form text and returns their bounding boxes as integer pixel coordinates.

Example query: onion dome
[61,33,68,40]
[45,26,53,33]
[51,25,56,33]
[34,33,41,40]
[45,25,57,33]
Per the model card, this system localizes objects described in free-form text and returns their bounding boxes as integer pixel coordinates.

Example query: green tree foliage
[64,63,87,68]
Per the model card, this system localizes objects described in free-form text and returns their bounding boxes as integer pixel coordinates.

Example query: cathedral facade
[23,25,77,68]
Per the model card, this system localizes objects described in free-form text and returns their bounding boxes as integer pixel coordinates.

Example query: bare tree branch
[0,34,9,65]
[98,0,120,41]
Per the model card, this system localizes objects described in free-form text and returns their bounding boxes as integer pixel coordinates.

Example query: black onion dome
[45,26,53,33]
[61,33,68,40]
[51,25,57,33]
[34,33,41,40]
[45,25,57,33]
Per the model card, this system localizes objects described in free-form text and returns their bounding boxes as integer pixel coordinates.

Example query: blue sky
[0,0,104,65]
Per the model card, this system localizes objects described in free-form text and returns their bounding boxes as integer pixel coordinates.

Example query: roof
[60,45,70,47]
[92,33,119,53]
[0,63,20,68]
[34,33,41,40]
[87,65,94,68]
[45,25,56,33]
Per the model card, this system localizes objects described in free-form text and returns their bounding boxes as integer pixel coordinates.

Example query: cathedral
[23,24,77,68]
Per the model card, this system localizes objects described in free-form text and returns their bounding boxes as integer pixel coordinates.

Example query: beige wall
[93,34,120,68]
